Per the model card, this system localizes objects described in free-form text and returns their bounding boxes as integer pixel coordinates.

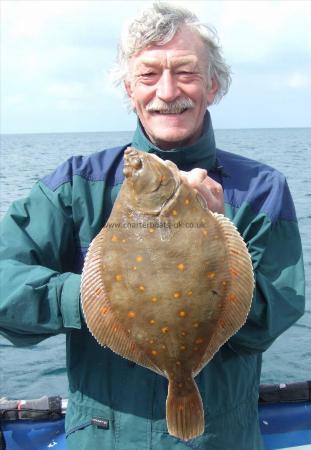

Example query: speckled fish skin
[81,147,254,441]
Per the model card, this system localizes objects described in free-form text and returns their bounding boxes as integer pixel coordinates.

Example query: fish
[81,147,254,441]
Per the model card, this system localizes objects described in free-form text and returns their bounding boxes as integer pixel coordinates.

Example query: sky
[1,0,311,134]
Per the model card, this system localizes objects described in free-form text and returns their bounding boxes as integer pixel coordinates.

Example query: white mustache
[146,98,195,114]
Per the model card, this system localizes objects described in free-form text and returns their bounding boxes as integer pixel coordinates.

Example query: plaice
[81,147,254,441]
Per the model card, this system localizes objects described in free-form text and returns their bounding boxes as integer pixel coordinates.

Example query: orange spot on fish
[195,338,204,345]
[219,319,226,328]
[161,344,166,349]
[161,327,169,333]
[187,290,193,296]
[227,293,237,303]
[180,345,186,351]
[151,350,157,356]
[177,263,185,271]
[202,229,208,236]
[222,281,228,287]
[101,306,108,315]
[184,198,190,205]
[127,311,136,318]
[172,209,178,216]
[136,255,143,262]
[181,331,187,337]
[151,296,158,303]
[173,291,181,299]
[149,339,154,344]
[207,272,216,279]
[149,228,155,233]
[149,319,155,325]
[193,322,199,328]
[115,274,123,281]
[111,235,118,242]
[179,310,187,318]
[138,285,145,292]
[176,361,181,366]
[230,268,239,277]
[132,266,137,271]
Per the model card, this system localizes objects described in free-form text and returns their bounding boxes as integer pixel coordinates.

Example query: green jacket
[0,114,305,449]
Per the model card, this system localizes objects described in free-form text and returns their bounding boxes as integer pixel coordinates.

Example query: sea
[0,128,310,400]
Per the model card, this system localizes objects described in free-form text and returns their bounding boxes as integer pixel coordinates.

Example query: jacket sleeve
[0,180,82,346]
[228,177,305,354]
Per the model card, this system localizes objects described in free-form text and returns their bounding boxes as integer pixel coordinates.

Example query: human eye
[141,71,157,77]
[175,65,197,75]
[177,69,193,74]
[176,70,196,81]
[137,70,159,84]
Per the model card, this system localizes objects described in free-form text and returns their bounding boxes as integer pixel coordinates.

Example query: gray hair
[112,2,231,105]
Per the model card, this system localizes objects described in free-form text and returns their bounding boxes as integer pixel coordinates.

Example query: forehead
[130,26,207,69]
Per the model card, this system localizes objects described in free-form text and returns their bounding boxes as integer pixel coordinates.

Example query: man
[0,3,305,449]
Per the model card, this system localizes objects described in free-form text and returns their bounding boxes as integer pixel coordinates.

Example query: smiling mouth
[151,109,188,115]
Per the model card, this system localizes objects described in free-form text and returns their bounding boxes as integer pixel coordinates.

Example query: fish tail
[166,377,204,441]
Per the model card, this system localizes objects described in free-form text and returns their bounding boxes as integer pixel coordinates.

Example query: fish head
[123,147,180,215]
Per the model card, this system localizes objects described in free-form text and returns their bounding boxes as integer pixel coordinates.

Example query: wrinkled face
[125,26,218,150]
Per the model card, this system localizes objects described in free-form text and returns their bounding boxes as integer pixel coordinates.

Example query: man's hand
[180,168,224,214]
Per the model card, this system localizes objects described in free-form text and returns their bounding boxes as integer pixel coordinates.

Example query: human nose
[156,70,180,102]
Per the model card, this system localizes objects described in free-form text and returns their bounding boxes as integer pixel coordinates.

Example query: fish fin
[81,232,162,375]
[166,377,204,441]
[195,213,255,375]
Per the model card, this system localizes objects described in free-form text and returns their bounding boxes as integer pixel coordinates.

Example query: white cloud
[47,81,86,99]
[286,72,311,89]
[2,1,57,40]
[213,1,311,63]
[3,93,27,109]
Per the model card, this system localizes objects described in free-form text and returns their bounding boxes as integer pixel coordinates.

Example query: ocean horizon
[2,125,310,136]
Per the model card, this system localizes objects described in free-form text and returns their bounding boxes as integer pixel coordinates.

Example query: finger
[195,183,214,203]
[179,170,189,182]
[195,179,224,214]
[200,176,223,196]
[181,168,208,188]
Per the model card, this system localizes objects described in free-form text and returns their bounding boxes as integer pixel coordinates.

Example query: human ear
[206,78,219,105]
[124,80,134,98]
[124,80,136,108]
